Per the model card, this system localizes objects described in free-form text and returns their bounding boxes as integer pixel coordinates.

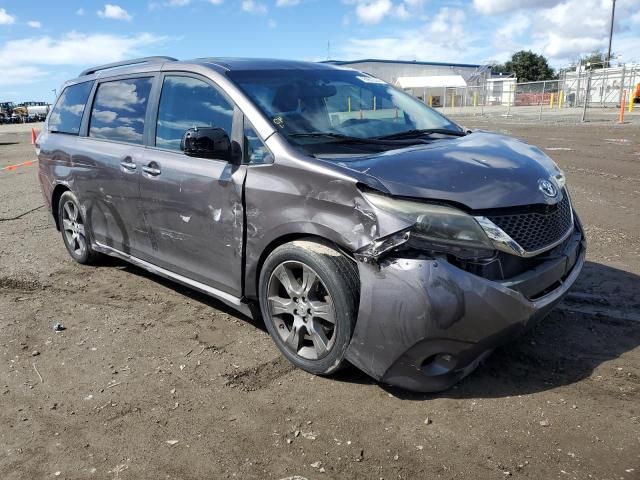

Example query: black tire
[259,240,359,375]
[58,191,100,265]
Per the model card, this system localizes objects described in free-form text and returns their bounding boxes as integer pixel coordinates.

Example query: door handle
[120,160,137,171]
[142,163,161,176]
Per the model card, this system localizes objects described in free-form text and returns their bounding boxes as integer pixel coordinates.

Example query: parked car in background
[36,57,585,392]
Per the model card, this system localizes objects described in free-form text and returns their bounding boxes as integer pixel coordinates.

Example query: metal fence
[425,64,640,123]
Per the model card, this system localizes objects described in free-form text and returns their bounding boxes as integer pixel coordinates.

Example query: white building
[324,59,489,107]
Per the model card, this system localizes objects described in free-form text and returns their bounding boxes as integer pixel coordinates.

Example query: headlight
[362,192,495,257]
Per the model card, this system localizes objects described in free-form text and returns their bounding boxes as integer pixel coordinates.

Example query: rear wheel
[58,191,99,264]
[259,240,359,375]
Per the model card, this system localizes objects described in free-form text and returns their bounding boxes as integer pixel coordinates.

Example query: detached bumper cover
[345,231,586,392]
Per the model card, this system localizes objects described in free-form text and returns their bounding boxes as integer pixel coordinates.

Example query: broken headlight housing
[362,192,496,259]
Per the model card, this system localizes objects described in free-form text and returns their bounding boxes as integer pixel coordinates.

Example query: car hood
[337,131,564,210]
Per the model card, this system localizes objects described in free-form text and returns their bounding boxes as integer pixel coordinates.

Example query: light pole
[606,0,617,67]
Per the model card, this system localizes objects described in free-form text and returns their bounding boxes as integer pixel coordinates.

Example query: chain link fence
[420,64,640,123]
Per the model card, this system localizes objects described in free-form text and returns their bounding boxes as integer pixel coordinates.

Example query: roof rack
[79,56,178,77]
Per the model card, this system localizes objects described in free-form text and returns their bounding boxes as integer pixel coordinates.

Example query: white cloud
[343,0,425,24]
[27,21,42,29]
[340,7,479,63]
[76,8,85,16]
[92,110,118,123]
[242,0,268,14]
[96,82,146,111]
[473,0,560,15]
[476,0,640,64]
[276,0,300,5]
[149,0,201,8]
[492,13,530,56]
[351,0,393,24]
[0,8,16,25]
[268,19,278,28]
[0,66,45,87]
[209,0,224,4]
[97,4,133,21]
[0,32,165,86]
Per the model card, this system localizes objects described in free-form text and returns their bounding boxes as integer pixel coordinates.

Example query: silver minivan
[37,57,585,392]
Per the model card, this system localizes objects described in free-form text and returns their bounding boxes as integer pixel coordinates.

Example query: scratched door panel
[138,148,246,296]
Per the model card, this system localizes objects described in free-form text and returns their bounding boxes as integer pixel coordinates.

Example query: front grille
[487,192,573,253]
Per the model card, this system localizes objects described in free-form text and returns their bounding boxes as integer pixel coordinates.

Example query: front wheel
[259,240,359,375]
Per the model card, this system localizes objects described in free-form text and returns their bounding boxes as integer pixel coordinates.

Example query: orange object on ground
[619,90,626,123]
[31,128,38,145]
[0,160,35,171]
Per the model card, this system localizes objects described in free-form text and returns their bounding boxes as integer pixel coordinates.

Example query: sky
[1,0,639,102]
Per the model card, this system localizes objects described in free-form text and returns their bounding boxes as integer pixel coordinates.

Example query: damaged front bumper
[345,229,586,393]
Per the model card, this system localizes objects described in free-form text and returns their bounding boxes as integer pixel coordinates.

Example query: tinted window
[48,81,94,134]
[89,78,153,144]
[244,120,272,164]
[228,70,460,144]
[156,76,234,151]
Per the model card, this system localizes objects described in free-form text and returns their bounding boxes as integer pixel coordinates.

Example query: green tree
[492,50,555,82]
[579,51,608,69]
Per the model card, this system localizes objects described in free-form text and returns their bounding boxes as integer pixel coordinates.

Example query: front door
[138,74,246,297]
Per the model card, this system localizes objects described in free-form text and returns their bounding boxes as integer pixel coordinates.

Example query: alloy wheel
[61,200,87,257]
[267,260,337,360]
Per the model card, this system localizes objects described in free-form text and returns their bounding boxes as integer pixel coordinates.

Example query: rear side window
[89,77,153,144]
[48,81,94,134]
[156,76,234,151]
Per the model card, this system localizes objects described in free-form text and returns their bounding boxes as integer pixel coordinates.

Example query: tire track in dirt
[223,356,296,391]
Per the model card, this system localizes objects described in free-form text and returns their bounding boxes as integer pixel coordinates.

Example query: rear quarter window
[48,81,94,135]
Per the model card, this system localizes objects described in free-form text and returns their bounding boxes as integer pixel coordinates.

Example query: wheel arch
[247,231,357,301]
[51,183,71,231]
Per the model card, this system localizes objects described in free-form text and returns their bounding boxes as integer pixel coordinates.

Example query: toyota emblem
[538,179,558,198]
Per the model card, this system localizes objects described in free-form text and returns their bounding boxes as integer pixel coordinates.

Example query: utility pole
[606,0,617,67]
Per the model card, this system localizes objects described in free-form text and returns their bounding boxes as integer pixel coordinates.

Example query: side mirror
[181,127,233,161]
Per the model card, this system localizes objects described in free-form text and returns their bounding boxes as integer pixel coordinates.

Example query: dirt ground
[1,120,639,480]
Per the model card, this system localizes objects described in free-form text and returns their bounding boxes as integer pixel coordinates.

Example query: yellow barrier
[630,91,634,113]
[428,95,433,107]
[549,93,555,109]
[558,91,564,109]
[473,91,478,107]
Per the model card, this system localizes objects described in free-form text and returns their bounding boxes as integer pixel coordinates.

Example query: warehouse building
[324,58,490,106]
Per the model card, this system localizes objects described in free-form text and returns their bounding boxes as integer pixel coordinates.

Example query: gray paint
[37,58,586,392]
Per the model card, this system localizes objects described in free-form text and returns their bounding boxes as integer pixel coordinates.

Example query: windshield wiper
[288,132,406,145]
[374,128,468,140]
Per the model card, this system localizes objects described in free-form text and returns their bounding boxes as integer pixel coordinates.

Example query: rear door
[137,73,246,297]
[77,75,155,257]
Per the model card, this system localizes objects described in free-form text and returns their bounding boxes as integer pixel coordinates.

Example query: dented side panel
[137,148,247,297]
[242,135,415,299]
[243,163,373,298]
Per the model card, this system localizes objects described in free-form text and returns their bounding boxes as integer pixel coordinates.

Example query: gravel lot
[1,121,639,480]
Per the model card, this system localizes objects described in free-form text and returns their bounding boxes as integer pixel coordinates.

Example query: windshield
[227,68,462,154]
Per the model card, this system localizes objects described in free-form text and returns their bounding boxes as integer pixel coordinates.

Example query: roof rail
[79,56,178,77]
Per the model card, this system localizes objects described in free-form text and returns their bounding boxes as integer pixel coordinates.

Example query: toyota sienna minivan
[37,57,585,392]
